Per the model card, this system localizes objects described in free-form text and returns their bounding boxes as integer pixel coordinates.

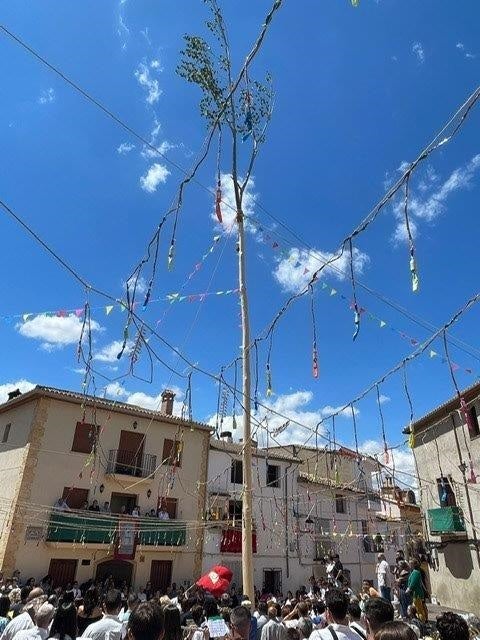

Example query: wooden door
[150,560,172,595]
[158,497,178,519]
[117,430,145,476]
[62,487,89,510]
[49,559,77,588]
[111,492,138,514]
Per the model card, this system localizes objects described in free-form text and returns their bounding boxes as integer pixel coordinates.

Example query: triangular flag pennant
[105,305,114,316]
[213,235,221,243]
[322,282,328,290]
[75,309,84,318]
[330,288,337,296]
[272,242,279,249]
[303,267,309,275]
[452,362,460,372]
[22,313,32,323]
[429,350,438,358]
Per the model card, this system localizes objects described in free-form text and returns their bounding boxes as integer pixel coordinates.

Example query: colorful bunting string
[250,217,480,381]
[1,288,239,327]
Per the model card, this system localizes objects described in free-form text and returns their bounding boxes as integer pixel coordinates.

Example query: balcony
[428,506,466,535]
[106,449,157,478]
[220,528,257,553]
[46,511,186,546]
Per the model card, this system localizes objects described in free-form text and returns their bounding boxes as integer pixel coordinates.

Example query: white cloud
[94,340,134,363]
[72,367,87,375]
[38,88,55,105]
[0,380,36,404]
[117,142,135,154]
[150,59,162,70]
[320,404,360,418]
[208,390,359,447]
[104,382,128,398]
[124,275,148,296]
[412,42,425,64]
[393,154,480,243]
[392,217,418,244]
[360,439,416,488]
[378,394,391,405]
[273,246,370,294]
[212,173,257,230]
[140,163,170,193]
[456,42,476,59]
[135,61,162,105]
[17,315,102,351]
[117,0,130,50]
[140,27,152,47]
[103,383,184,414]
[140,115,175,160]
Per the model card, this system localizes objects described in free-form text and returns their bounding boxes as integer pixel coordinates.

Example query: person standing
[309,589,362,640]
[405,561,427,623]
[376,554,392,602]
[363,598,394,640]
[81,589,123,640]
[13,603,55,640]
[127,602,164,640]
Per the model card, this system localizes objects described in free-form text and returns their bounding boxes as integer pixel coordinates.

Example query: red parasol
[196,565,233,597]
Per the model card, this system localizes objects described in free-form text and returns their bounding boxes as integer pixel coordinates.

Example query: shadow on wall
[443,543,474,579]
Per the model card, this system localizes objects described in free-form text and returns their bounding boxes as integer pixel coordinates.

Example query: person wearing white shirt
[13,603,54,640]
[137,589,147,603]
[347,603,366,640]
[375,553,392,602]
[53,498,70,512]
[310,589,363,640]
[0,592,46,640]
[72,582,82,600]
[157,508,170,520]
[82,589,123,640]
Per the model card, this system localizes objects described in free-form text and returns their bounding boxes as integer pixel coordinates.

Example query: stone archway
[95,558,134,587]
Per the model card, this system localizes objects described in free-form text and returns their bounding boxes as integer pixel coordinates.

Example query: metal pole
[238,211,255,601]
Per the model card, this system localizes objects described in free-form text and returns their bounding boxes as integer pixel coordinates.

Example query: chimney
[220,431,233,443]
[161,389,175,416]
[7,389,22,401]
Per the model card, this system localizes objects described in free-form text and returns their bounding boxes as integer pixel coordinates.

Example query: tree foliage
[177,0,274,144]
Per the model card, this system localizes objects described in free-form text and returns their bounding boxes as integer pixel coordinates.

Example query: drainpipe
[285,461,293,580]
[450,414,480,567]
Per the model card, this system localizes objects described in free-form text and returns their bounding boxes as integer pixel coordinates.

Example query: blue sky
[1,0,480,482]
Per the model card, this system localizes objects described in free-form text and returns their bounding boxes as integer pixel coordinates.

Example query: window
[468,405,480,439]
[2,423,11,443]
[315,540,335,561]
[335,494,346,514]
[266,464,280,488]
[437,476,456,507]
[361,520,368,535]
[314,518,330,536]
[158,497,178,519]
[71,422,99,454]
[231,460,243,484]
[62,487,89,510]
[162,439,182,467]
[228,500,242,521]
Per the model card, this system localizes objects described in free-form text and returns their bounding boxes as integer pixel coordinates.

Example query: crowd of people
[0,563,478,640]
[53,498,171,519]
